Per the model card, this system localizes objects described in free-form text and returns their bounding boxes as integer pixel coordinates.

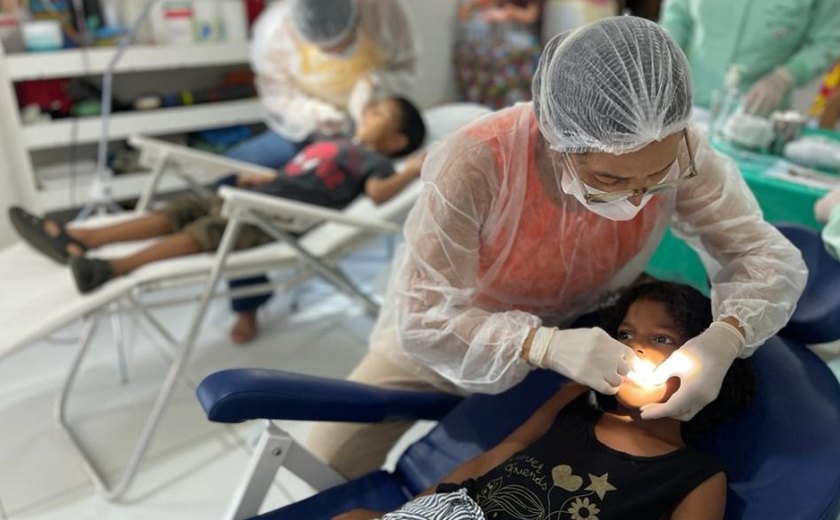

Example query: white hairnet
[533,16,692,154]
[289,0,359,46]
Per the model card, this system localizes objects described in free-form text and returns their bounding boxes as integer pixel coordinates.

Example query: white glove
[815,187,840,224]
[744,67,794,116]
[528,327,634,395]
[640,321,744,421]
[316,113,353,137]
[348,77,377,124]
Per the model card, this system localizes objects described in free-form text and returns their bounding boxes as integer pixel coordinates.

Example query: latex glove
[815,187,840,224]
[744,67,794,116]
[640,322,744,421]
[348,77,376,124]
[528,327,634,395]
[317,114,353,137]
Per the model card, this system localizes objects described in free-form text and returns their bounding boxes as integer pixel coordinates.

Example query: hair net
[533,16,692,154]
[289,0,359,46]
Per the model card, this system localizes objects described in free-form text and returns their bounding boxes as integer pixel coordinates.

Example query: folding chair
[0,102,493,500]
[196,224,840,520]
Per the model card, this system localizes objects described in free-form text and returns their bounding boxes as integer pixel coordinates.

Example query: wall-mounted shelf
[0,40,258,213]
[23,99,262,150]
[6,43,251,81]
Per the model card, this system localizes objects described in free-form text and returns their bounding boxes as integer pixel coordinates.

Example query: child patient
[335,281,754,520]
[9,96,426,338]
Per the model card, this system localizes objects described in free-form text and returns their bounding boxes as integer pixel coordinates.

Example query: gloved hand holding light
[641,322,745,421]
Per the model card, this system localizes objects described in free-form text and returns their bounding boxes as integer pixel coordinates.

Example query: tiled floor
[1,236,839,519]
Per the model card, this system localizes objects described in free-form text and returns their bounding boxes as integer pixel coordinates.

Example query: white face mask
[558,161,679,222]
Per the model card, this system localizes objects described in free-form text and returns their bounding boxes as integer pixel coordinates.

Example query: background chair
[0,102,493,501]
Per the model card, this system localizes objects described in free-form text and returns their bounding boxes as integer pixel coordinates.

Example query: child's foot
[8,207,87,264]
[230,312,259,344]
[69,257,114,294]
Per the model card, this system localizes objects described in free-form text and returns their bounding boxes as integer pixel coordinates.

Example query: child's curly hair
[595,281,755,443]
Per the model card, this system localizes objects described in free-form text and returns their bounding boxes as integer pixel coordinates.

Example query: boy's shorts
[160,194,274,252]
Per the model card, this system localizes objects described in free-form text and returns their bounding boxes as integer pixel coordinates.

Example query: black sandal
[8,207,88,265]
[69,257,114,294]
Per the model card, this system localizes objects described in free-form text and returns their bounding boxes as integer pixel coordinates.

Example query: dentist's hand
[527,327,633,395]
[744,67,794,116]
[348,77,377,124]
[640,321,744,421]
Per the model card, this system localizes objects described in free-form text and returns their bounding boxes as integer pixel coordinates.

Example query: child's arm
[502,2,541,24]
[331,383,587,520]
[236,172,278,188]
[364,151,426,204]
[669,472,727,520]
[418,382,588,495]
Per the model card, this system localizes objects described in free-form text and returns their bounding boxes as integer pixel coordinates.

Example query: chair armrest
[129,135,277,178]
[197,369,462,424]
[218,186,401,234]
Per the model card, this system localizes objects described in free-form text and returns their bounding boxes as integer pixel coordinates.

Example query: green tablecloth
[646,128,840,293]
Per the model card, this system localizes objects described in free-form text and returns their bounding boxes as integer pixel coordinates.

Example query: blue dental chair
[197,225,840,520]
[777,223,840,345]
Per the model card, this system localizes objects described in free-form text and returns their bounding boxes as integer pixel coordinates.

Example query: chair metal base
[54,209,382,501]
[224,421,346,520]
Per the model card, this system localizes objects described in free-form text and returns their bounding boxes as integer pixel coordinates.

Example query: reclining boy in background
[10,96,426,342]
[336,281,755,520]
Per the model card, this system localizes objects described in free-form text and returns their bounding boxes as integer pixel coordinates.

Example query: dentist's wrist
[710,320,745,358]
[526,327,556,367]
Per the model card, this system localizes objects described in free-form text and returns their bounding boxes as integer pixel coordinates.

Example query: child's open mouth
[624,357,664,389]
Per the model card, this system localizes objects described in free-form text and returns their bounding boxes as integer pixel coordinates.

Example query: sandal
[8,207,88,265]
[69,257,114,294]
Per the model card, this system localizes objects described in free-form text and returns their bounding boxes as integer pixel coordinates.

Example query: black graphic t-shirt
[439,393,725,520]
[251,139,395,209]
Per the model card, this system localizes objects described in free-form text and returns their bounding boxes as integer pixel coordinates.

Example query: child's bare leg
[109,232,200,276]
[68,212,174,251]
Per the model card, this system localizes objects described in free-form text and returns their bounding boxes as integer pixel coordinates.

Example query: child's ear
[387,133,409,155]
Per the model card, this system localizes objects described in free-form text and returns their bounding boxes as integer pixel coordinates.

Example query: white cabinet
[0,41,261,214]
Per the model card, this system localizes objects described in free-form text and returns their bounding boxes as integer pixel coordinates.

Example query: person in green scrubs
[660,0,840,115]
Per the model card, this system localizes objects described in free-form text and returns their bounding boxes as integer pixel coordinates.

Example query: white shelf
[23,99,262,151]
[6,43,251,81]
[36,171,194,212]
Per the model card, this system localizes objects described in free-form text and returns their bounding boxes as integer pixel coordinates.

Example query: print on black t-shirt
[252,139,395,209]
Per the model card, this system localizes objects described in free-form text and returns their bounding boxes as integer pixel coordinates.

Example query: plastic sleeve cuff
[528,327,555,366]
[711,321,746,357]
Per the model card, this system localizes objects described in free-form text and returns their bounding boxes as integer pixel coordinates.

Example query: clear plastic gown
[370,18,807,395]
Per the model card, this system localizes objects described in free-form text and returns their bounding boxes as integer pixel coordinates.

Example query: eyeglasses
[582,130,699,205]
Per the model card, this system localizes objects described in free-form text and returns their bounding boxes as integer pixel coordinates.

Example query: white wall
[403,0,458,107]
[0,45,34,249]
